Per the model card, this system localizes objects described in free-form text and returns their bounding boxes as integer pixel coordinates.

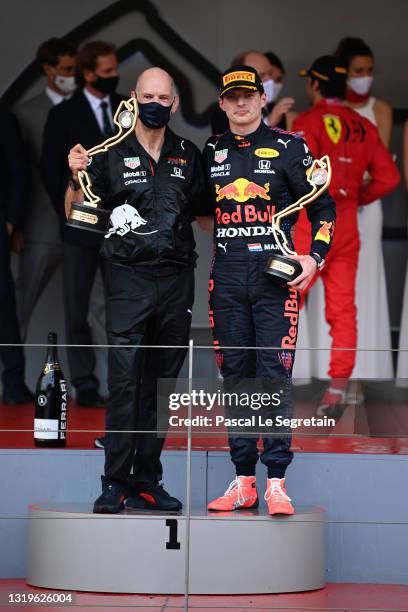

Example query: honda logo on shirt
[259,160,271,170]
[171,166,185,180]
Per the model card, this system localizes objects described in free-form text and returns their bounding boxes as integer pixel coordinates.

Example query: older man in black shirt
[67,67,206,513]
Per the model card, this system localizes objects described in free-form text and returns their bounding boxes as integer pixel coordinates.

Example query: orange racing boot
[264,478,294,515]
[208,476,258,511]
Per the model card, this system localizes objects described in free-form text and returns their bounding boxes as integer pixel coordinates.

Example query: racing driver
[197,66,336,515]
[293,56,400,412]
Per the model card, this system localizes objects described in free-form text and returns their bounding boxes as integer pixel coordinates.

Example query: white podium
[27,503,325,594]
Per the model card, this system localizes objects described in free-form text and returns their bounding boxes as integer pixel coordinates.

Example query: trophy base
[264,254,303,285]
[66,203,111,234]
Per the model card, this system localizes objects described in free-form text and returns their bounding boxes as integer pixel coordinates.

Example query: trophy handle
[271,155,332,256]
[77,171,101,207]
[67,97,139,234]
[87,97,138,156]
[75,97,139,208]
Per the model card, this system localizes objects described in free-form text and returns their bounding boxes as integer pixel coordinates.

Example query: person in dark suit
[0,106,32,404]
[15,38,77,340]
[41,41,125,407]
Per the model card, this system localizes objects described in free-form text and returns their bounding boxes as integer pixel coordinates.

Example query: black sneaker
[3,384,34,405]
[94,437,105,449]
[93,477,128,514]
[128,482,182,511]
[124,496,152,511]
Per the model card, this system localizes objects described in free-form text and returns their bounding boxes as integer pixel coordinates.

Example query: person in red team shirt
[293,56,400,412]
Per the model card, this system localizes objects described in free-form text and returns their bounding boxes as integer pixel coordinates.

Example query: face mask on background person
[92,75,119,96]
[347,76,373,96]
[138,100,173,129]
[263,79,283,104]
[53,74,76,95]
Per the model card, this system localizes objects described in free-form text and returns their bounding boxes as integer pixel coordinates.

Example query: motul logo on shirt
[281,288,299,349]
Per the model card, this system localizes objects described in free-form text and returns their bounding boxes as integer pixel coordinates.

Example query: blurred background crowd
[0,0,407,406]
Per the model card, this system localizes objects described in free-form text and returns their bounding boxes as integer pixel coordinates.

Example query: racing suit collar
[315,98,344,109]
[228,119,265,146]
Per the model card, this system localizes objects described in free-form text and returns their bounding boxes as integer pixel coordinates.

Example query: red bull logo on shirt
[215,203,276,225]
[215,178,270,202]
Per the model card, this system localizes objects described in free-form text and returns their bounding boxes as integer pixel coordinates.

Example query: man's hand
[287,254,318,292]
[6,222,14,238]
[68,143,89,179]
[266,97,295,127]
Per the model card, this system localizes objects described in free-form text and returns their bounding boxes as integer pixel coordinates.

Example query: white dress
[397,245,408,384]
[294,97,393,380]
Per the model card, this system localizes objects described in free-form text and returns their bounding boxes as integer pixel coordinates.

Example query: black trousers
[0,220,25,392]
[62,242,104,394]
[104,262,194,486]
[209,249,298,478]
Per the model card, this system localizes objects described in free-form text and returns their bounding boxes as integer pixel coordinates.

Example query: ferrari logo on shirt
[323,115,342,144]
[315,221,334,244]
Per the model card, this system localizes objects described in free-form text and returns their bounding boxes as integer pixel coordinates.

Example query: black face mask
[92,75,119,95]
[138,101,173,129]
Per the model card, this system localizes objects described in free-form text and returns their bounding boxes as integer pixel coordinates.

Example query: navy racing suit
[202,120,336,477]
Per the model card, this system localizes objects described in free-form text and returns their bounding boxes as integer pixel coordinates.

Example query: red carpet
[1,579,408,610]
[1,400,408,454]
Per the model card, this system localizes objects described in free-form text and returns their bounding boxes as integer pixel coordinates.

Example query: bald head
[241,51,273,82]
[135,67,177,100]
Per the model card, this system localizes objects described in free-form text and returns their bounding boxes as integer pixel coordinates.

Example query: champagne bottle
[34,332,68,447]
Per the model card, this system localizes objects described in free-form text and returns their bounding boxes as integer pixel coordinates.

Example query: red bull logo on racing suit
[281,288,299,349]
[215,178,270,202]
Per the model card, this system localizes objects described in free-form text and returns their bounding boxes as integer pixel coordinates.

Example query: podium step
[27,503,325,594]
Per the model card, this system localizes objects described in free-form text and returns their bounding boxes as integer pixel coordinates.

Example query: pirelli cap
[219,65,264,97]
[299,55,347,82]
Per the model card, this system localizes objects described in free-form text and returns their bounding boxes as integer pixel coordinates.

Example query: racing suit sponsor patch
[215,178,270,202]
[254,148,279,158]
[278,351,294,372]
[215,149,228,163]
[247,243,263,252]
[210,163,231,177]
[215,203,275,225]
[315,220,334,244]
[281,288,298,349]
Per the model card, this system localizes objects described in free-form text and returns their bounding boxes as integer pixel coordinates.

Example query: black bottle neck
[45,333,59,367]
